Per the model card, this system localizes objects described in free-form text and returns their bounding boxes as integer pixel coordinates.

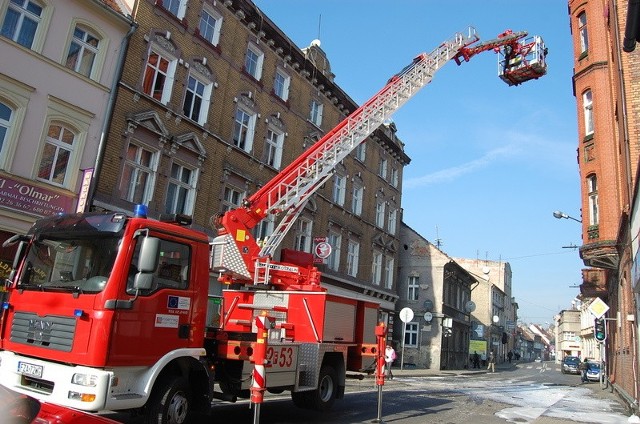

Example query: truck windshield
[18,235,120,293]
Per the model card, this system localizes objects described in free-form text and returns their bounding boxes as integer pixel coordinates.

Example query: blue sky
[253,1,583,324]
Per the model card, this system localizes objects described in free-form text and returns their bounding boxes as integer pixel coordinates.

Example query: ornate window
[351,183,363,216]
[273,68,290,101]
[354,143,366,162]
[333,174,346,206]
[378,157,387,179]
[265,127,284,169]
[142,37,178,104]
[161,0,187,20]
[66,25,100,78]
[232,106,256,152]
[372,250,382,285]
[199,6,222,46]
[583,90,593,135]
[346,240,359,277]
[327,231,341,271]
[387,208,397,235]
[37,122,76,187]
[120,142,158,205]
[0,101,12,161]
[245,43,264,80]
[384,256,394,289]
[310,100,323,127]
[254,214,275,245]
[183,66,213,126]
[294,217,313,252]
[578,12,588,55]
[408,275,419,301]
[222,184,244,212]
[375,200,386,228]
[404,322,418,347]
[165,162,197,215]
[1,0,43,49]
[587,174,598,225]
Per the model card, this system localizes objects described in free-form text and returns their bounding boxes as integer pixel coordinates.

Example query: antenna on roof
[317,13,322,41]
[435,226,443,249]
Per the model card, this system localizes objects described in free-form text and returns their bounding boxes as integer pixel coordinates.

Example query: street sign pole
[400,323,406,371]
[398,307,414,371]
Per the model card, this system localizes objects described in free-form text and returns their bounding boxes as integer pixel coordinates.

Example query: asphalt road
[104,361,632,424]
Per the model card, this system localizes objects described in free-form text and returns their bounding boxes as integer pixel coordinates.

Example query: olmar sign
[0,175,74,217]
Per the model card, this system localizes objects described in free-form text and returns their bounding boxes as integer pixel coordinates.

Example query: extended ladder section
[255,27,479,259]
[211,26,547,287]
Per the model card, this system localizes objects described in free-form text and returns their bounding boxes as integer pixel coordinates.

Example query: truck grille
[11,312,76,352]
[22,374,55,394]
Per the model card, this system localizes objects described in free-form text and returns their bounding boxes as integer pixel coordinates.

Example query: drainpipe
[85,10,138,211]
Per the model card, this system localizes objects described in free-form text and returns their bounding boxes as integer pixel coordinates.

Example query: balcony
[579,239,619,270]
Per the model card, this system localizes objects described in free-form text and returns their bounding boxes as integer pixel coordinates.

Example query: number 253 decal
[265,346,294,368]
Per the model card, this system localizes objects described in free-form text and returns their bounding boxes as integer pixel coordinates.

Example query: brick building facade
[91,0,409,315]
[568,0,640,410]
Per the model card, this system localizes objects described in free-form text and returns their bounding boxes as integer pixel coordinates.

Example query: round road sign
[314,242,332,259]
[399,307,414,323]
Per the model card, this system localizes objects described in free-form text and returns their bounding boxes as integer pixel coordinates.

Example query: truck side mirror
[133,273,153,291]
[132,236,159,291]
[137,236,159,272]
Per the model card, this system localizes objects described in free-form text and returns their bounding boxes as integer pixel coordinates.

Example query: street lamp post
[553,210,582,223]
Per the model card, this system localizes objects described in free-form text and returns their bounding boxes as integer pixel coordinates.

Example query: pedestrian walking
[472,351,480,369]
[579,358,589,383]
[385,345,396,379]
[487,350,496,372]
[507,351,513,363]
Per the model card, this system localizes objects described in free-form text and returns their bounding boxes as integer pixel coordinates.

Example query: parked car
[561,356,581,374]
[586,361,601,382]
[0,385,119,424]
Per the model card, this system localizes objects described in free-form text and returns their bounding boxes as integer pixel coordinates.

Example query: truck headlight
[71,373,97,387]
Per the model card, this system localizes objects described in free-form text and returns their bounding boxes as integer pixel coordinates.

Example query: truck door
[108,234,195,365]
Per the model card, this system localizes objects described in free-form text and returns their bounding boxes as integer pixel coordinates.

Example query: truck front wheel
[145,376,192,424]
[291,364,337,412]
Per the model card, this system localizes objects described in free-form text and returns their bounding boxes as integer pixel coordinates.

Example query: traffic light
[594,318,607,342]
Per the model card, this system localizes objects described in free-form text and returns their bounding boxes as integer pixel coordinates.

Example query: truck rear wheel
[291,364,337,412]
[145,376,192,424]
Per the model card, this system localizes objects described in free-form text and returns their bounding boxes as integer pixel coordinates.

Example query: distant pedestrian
[507,351,513,363]
[385,345,396,379]
[472,351,480,369]
[487,350,496,372]
[579,358,589,383]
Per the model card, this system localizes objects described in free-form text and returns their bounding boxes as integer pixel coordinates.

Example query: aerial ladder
[211,26,547,290]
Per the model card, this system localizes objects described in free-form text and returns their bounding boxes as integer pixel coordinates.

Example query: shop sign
[0,175,74,217]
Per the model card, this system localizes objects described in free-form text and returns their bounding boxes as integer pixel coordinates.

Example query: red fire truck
[0,28,546,423]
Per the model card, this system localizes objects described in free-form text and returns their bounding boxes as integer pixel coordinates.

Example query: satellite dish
[465,300,476,313]
[311,39,321,47]
[493,315,500,324]
[482,266,490,274]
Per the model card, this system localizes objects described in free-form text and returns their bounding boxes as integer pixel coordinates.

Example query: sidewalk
[376,359,517,379]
